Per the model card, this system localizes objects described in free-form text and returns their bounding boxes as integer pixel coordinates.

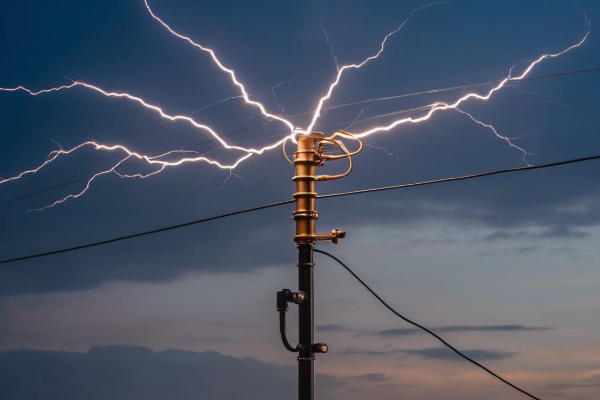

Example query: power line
[317,68,600,131]
[2,66,598,207]
[1,154,599,265]
[288,66,600,117]
[0,199,293,265]
[318,155,600,200]
[313,248,540,400]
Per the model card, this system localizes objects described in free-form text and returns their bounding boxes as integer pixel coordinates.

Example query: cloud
[1,0,599,301]
[0,346,405,400]
[483,226,590,241]
[401,347,519,361]
[0,345,345,400]
[543,373,600,391]
[341,346,519,361]
[315,324,353,332]
[317,324,551,339]
[544,383,600,391]
[373,325,551,337]
[342,347,399,356]
[354,373,390,382]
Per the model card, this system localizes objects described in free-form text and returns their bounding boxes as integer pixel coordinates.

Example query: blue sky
[1,0,600,399]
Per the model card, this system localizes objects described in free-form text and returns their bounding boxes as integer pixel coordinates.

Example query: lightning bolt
[302,0,451,135]
[350,17,591,140]
[0,0,591,209]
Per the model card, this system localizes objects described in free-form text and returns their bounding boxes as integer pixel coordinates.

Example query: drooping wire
[313,248,541,400]
[1,154,599,265]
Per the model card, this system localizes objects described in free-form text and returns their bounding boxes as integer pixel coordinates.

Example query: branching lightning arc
[0,0,591,210]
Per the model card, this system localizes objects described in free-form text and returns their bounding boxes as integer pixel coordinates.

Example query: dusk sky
[1,0,599,399]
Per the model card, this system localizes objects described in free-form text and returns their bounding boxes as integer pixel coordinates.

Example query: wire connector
[276,288,306,311]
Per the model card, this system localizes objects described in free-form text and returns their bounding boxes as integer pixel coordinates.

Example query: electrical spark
[190,93,264,115]
[194,171,220,186]
[302,0,451,134]
[344,101,376,131]
[505,84,567,108]
[454,108,532,165]
[321,18,340,73]
[0,0,591,209]
[141,0,295,135]
[219,170,252,190]
[365,139,400,160]
[350,16,590,140]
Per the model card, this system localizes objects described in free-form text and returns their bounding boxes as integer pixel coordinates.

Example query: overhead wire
[0,199,293,265]
[287,66,600,117]
[1,154,599,265]
[2,66,598,206]
[318,155,600,200]
[313,248,540,400]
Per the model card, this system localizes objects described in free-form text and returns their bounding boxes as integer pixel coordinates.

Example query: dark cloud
[0,345,343,400]
[373,328,417,337]
[1,0,599,297]
[373,325,551,337]
[484,226,590,241]
[342,347,398,356]
[544,383,600,391]
[543,374,600,391]
[341,346,519,361]
[0,346,403,399]
[315,324,353,332]
[515,246,540,253]
[353,373,390,382]
[402,347,518,361]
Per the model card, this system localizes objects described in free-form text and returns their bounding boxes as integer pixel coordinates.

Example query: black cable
[1,154,599,265]
[318,155,600,200]
[313,248,540,400]
[279,311,299,353]
[0,199,293,265]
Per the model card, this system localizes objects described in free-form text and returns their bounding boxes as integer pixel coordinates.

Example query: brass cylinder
[293,132,324,245]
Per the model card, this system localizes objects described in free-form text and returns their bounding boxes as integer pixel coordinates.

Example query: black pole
[280,130,354,400]
[297,243,314,400]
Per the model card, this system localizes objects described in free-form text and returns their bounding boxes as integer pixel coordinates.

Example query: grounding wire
[313,248,540,400]
[1,154,599,265]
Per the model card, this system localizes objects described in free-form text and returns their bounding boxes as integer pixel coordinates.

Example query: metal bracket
[316,229,346,244]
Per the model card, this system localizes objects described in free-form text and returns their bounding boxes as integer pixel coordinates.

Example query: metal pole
[284,131,351,400]
[293,133,322,400]
[297,243,314,400]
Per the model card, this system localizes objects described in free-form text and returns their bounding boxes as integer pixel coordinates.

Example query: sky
[1,0,600,399]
